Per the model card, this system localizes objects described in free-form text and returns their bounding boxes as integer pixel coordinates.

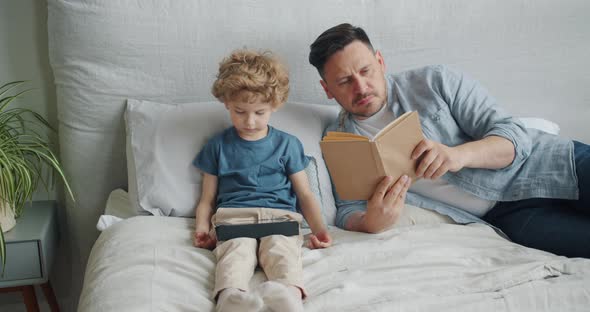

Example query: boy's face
[225,99,275,141]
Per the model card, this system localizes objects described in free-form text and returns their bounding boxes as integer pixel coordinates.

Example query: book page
[373,111,413,141]
[319,140,383,200]
[322,131,369,141]
[373,111,424,182]
[319,111,422,200]
[322,136,370,141]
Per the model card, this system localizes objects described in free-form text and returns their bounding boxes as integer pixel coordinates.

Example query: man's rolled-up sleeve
[437,65,532,166]
[334,196,367,229]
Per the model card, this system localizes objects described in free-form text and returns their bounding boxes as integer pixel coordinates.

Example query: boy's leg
[213,237,258,296]
[257,208,306,296]
[258,234,305,293]
[258,234,305,312]
[211,208,259,298]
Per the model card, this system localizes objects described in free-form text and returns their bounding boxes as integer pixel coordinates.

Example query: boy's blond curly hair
[211,49,289,109]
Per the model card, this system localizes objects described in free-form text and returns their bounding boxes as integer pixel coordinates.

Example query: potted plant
[0,80,74,270]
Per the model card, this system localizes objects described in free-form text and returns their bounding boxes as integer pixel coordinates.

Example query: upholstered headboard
[47,0,590,304]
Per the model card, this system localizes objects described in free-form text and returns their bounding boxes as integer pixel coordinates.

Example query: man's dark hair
[309,23,375,78]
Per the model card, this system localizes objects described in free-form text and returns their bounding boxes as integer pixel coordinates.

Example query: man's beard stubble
[351,95,387,120]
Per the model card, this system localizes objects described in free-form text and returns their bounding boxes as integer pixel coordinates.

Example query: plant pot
[0,200,16,233]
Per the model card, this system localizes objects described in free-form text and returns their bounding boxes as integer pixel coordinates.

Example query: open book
[320,111,424,200]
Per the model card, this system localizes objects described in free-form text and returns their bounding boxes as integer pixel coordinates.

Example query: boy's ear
[224,102,230,110]
[320,80,334,99]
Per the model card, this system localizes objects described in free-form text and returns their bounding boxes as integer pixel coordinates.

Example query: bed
[46,0,590,311]
[82,203,590,312]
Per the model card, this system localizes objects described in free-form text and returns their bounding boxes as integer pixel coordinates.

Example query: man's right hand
[348,175,410,233]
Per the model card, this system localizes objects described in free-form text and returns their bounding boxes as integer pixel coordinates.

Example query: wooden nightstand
[0,200,60,312]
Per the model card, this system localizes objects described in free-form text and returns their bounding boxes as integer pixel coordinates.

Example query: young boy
[193,49,332,312]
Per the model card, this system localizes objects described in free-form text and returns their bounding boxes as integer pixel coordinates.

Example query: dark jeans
[483,141,590,258]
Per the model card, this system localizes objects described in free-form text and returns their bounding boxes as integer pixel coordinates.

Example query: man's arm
[407,66,528,179]
[453,135,515,168]
[412,135,515,179]
[324,118,412,233]
[346,129,514,233]
[437,66,531,164]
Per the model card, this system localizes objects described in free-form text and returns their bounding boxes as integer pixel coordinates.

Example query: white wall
[0,1,73,311]
[0,1,58,198]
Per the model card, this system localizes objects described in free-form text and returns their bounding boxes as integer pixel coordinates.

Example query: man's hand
[412,136,516,178]
[193,231,217,250]
[308,230,332,249]
[411,139,464,179]
[361,175,410,233]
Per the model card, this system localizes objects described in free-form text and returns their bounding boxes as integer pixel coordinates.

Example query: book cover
[320,111,424,200]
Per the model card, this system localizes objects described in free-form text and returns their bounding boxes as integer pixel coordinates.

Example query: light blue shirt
[327,65,578,228]
[194,126,309,212]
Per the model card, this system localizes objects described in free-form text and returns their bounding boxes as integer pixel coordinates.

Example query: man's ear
[375,50,386,72]
[320,79,334,99]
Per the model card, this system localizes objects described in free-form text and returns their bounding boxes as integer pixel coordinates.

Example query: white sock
[257,281,303,312]
[216,288,263,312]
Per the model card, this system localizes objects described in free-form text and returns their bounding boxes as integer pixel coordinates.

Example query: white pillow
[395,204,457,227]
[97,188,134,231]
[125,99,338,224]
[519,117,560,135]
[104,188,135,219]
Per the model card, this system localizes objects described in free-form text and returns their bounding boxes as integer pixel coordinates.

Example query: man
[309,23,589,258]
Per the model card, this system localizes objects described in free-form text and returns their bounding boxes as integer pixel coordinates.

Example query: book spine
[370,142,386,177]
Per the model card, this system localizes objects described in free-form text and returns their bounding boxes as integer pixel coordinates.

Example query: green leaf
[0,80,74,268]
[0,226,5,275]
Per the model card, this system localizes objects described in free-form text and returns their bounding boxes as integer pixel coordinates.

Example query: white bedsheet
[79,216,590,312]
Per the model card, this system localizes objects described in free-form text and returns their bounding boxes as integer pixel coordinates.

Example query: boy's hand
[308,230,332,249]
[193,231,217,250]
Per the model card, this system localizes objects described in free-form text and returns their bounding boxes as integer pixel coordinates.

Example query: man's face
[320,40,387,120]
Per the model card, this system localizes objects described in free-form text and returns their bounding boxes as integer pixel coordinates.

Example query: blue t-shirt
[193,126,309,211]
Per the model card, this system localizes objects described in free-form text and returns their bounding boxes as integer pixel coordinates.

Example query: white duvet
[79,216,590,312]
